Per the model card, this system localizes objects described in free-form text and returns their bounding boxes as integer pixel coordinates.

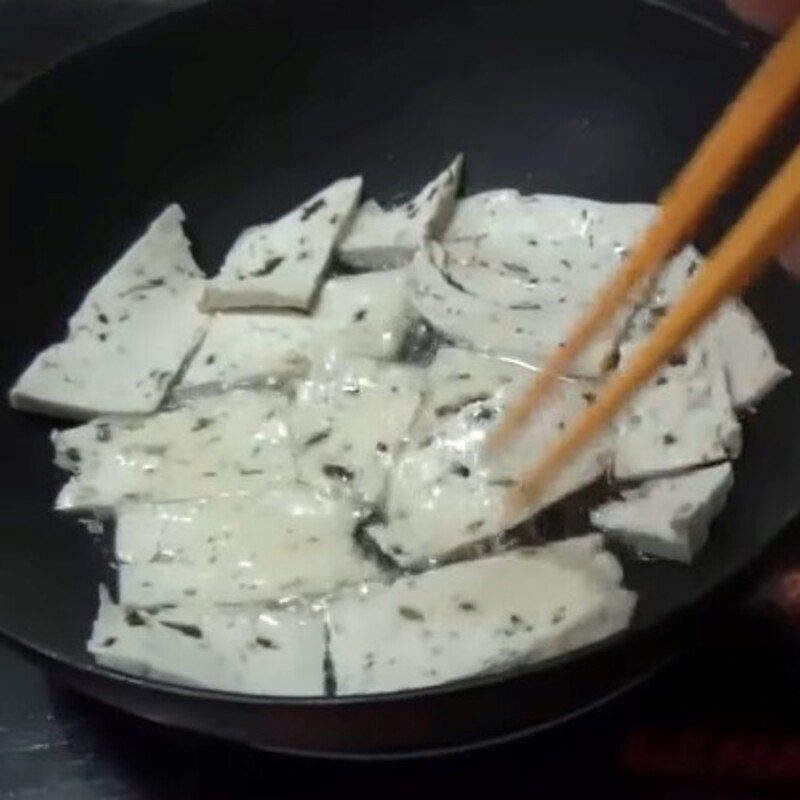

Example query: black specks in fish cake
[238,467,265,476]
[440,270,477,296]
[304,429,332,447]
[675,502,693,519]
[97,312,109,325]
[322,464,355,482]
[551,606,566,624]
[95,423,112,443]
[662,433,677,446]
[434,393,490,418]
[329,213,340,225]
[375,441,388,453]
[160,621,203,639]
[668,350,687,367]
[560,259,572,269]
[458,601,477,612]
[255,637,279,650]
[118,278,166,298]
[451,463,471,478]
[426,185,439,202]
[501,261,530,276]
[64,446,82,464]
[353,309,368,322]
[300,198,327,221]
[471,405,496,422]
[398,606,425,621]
[250,256,285,277]
[204,354,217,365]
[151,370,172,390]
[125,609,147,627]
[191,417,215,432]
[581,391,597,405]
[655,375,668,386]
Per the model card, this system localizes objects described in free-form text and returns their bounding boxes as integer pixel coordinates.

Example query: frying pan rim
[0,0,791,713]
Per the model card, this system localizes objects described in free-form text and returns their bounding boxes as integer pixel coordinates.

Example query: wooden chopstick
[490,17,800,452]
[506,143,800,517]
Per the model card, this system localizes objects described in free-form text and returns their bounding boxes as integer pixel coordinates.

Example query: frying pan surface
[0,0,798,757]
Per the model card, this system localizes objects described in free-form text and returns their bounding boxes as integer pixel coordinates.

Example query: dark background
[2,1,800,797]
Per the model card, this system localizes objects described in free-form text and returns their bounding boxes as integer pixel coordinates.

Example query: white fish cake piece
[409,243,619,377]
[203,177,362,311]
[89,590,325,696]
[178,312,317,390]
[699,300,790,409]
[368,417,507,567]
[181,270,410,391]
[315,269,410,359]
[115,487,376,605]
[338,155,463,270]
[591,463,733,563]
[10,205,209,419]
[416,346,537,435]
[53,389,295,512]
[635,251,789,410]
[372,376,611,566]
[436,193,707,375]
[328,535,635,695]
[444,190,656,246]
[613,343,741,481]
[291,355,423,506]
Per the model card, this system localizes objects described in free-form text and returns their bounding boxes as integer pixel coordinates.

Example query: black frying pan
[1,0,799,758]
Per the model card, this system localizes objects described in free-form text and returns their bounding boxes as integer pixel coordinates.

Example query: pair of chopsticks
[493,17,800,517]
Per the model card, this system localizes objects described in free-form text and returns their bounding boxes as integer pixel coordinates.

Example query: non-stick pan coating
[0,0,798,756]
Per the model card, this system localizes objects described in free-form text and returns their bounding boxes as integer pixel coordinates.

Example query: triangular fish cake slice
[10,205,209,419]
[203,177,362,311]
[338,155,463,270]
[700,300,790,410]
[591,463,733,563]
